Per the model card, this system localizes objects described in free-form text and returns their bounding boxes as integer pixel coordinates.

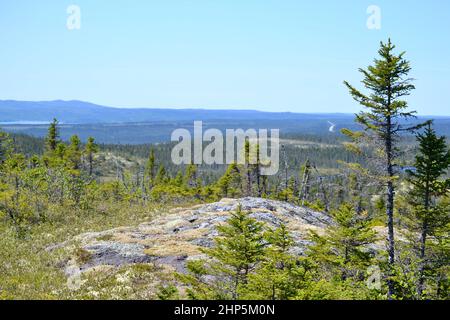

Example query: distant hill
[1,100,449,144]
[0,100,353,124]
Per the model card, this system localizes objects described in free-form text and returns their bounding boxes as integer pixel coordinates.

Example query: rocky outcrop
[55,198,333,275]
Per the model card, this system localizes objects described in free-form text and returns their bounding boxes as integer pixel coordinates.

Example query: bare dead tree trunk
[247,169,252,196]
[261,175,267,196]
[318,176,329,212]
[256,159,261,197]
[281,145,288,202]
[299,159,311,205]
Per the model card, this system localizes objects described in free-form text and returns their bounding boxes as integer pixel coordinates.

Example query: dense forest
[0,40,449,300]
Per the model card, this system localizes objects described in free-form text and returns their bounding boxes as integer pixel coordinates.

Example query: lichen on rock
[54,197,333,276]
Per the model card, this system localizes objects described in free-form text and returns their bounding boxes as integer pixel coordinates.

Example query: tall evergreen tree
[0,130,13,167]
[407,122,450,297]
[144,148,156,185]
[45,118,60,153]
[84,136,98,176]
[66,135,82,171]
[343,39,419,297]
[216,163,242,198]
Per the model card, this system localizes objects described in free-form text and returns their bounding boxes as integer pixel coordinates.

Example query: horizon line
[1,99,449,118]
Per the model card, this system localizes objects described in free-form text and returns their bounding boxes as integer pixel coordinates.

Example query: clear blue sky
[0,0,449,115]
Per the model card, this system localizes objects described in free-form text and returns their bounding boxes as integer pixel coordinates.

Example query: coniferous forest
[0,40,449,301]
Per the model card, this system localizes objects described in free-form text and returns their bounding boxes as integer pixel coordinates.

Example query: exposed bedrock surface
[52,197,336,275]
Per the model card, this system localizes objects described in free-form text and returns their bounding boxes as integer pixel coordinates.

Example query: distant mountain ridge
[0,100,354,124]
[1,100,449,144]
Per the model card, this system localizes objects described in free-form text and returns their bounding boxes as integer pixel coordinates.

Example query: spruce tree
[0,130,13,167]
[66,135,82,171]
[174,170,184,187]
[179,205,265,299]
[45,118,60,153]
[216,163,241,198]
[243,224,307,300]
[343,39,419,297]
[84,136,98,176]
[407,122,450,297]
[307,203,377,282]
[154,164,167,185]
[140,148,156,201]
[144,148,156,185]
